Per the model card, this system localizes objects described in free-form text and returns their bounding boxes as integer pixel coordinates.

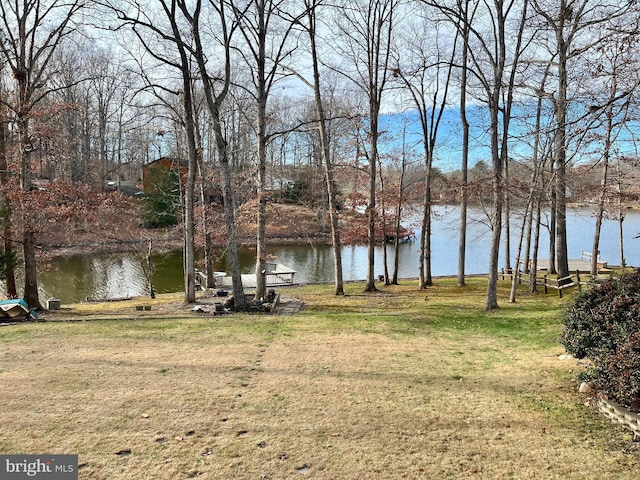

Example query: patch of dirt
[37,290,302,322]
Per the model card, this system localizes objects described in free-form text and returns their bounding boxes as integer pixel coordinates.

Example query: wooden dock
[522,251,611,275]
[196,263,296,291]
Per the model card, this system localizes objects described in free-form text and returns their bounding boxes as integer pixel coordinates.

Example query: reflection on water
[91,256,147,300]
[32,206,640,303]
[38,254,148,302]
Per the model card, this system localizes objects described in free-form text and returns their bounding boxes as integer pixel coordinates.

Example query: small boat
[0,299,35,320]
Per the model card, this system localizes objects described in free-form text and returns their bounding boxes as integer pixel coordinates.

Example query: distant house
[142,157,188,194]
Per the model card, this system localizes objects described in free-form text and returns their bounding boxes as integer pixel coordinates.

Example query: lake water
[37,205,640,303]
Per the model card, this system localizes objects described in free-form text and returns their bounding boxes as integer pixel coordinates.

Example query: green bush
[561,270,640,410]
[141,169,180,228]
[282,181,308,203]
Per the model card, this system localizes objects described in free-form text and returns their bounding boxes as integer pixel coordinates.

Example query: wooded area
[0,0,639,309]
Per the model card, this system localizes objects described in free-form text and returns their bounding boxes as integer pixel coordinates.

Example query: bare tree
[332,0,399,292]
[231,0,306,300]
[0,75,17,298]
[393,5,457,289]
[509,142,548,302]
[456,0,472,287]
[520,61,554,294]
[302,0,344,294]
[106,0,201,303]
[433,0,531,309]
[531,0,635,281]
[391,121,410,285]
[585,20,640,277]
[185,0,247,307]
[0,0,86,308]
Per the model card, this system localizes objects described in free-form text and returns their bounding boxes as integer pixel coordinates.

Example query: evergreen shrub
[141,169,180,228]
[561,270,640,410]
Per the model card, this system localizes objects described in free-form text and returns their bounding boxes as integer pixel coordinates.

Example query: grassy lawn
[1,278,638,479]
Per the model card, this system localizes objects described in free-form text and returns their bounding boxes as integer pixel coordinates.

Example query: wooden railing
[264,263,296,286]
[501,268,606,298]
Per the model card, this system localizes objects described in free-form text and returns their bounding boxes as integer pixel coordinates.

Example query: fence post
[543,275,548,294]
[576,270,582,292]
[501,268,505,280]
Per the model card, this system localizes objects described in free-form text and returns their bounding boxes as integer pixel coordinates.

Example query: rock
[558,354,574,360]
[579,381,596,394]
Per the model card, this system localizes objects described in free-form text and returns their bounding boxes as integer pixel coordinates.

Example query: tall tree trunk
[525,66,549,288]
[419,180,433,288]
[548,160,557,275]
[529,194,542,294]
[591,107,612,278]
[509,164,540,302]
[486,0,526,310]
[255,95,268,301]
[457,0,470,287]
[616,161,626,270]
[195,128,215,290]
[485,100,504,311]
[19,117,41,309]
[378,159,390,285]
[170,35,198,304]
[553,2,570,280]
[489,0,527,308]
[503,158,511,272]
[208,102,246,305]
[365,110,379,292]
[0,111,17,298]
[182,126,197,303]
[190,0,246,308]
[253,0,269,302]
[392,126,407,285]
[217,134,246,306]
[307,0,344,295]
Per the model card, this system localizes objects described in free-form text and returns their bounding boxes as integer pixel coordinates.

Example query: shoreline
[39,233,334,259]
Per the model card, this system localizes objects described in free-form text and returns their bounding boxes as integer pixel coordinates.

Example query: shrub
[141,169,180,228]
[561,270,640,410]
[282,181,308,204]
[595,332,640,410]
